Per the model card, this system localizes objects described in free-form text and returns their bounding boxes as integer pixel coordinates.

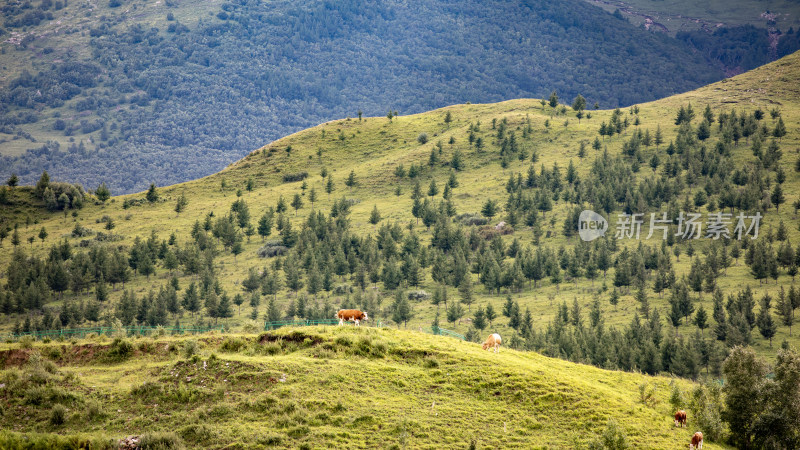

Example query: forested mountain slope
[0,0,730,193]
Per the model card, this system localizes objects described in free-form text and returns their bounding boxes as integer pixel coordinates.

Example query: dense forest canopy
[0,0,733,193]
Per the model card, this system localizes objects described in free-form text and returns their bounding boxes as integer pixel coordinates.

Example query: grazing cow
[336,309,368,326]
[689,431,703,449]
[482,333,502,353]
[674,410,687,427]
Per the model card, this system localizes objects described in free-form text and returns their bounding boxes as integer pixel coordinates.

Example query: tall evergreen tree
[757,293,778,346]
[776,286,794,336]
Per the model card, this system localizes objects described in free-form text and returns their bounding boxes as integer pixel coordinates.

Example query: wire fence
[2,320,466,342]
[1,325,225,341]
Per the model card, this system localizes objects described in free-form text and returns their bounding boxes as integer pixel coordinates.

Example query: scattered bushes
[457,213,488,226]
[588,419,629,450]
[257,240,288,258]
[182,340,198,358]
[50,404,67,425]
[332,284,353,295]
[71,223,94,237]
[104,337,133,362]
[407,290,430,301]
[282,172,308,183]
[220,337,247,353]
[18,335,34,349]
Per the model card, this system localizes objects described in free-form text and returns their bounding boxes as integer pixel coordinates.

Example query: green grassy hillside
[1,48,800,374]
[0,326,725,449]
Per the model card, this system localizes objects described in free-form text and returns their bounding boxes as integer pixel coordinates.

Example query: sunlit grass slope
[0,327,725,448]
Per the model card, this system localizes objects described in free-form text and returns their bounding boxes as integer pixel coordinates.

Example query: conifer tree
[485,303,497,326]
[175,192,188,213]
[95,182,110,202]
[427,179,438,197]
[447,300,464,328]
[146,183,159,203]
[694,305,708,336]
[548,90,558,108]
[233,293,245,316]
[369,205,381,225]
[481,199,498,219]
[182,282,200,318]
[392,290,411,328]
[776,287,794,336]
[217,294,233,321]
[757,293,778,346]
[345,170,357,188]
[267,296,282,322]
[771,183,785,210]
[458,276,474,311]
[291,193,303,215]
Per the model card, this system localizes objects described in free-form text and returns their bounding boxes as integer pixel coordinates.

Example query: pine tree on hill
[757,293,778,347]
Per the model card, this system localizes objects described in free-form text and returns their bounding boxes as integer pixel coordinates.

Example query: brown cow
[482,333,502,353]
[674,410,687,427]
[336,309,368,326]
[689,431,703,449]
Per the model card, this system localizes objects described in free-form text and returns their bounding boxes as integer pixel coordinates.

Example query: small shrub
[182,340,198,358]
[71,223,94,237]
[407,290,430,301]
[179,424,215,443]
[24,386,47,405]
[332,401,346,412]
[19,336,34,349]
[242,321,261,334]
[287,426,310,438]
[669,382,685,411]
[282,172,308,183]
[50,404,67,425]
[423,357,439,369]
[139,432,185,450]
[638,382,658,408]
[457,213,488,226]
[86,400,104,420]
[220,337,247,352]
[257,241,289,258]
[130,381,163,400]
[138,341,155,353]
[588,419,629,450]
[258,435,282,446]
[334,336,352,348]
[333,284,353,295]
[105,337,133,361]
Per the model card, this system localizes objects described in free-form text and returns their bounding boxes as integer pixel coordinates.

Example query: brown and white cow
[482,333,502,353]
[689,431,703,450]
[336,309,368,326]
[674,410,687,427]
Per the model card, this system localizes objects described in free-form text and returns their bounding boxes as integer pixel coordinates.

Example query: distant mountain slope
[0,0,728,194]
